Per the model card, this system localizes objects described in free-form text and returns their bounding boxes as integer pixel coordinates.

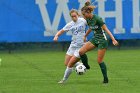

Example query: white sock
[74,62,82,67]
[62,67,73,81]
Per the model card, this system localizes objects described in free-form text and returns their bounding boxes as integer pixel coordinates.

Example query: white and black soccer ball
[75,64,86,75]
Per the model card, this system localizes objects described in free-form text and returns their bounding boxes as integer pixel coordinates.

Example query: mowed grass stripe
[0,49,139,93]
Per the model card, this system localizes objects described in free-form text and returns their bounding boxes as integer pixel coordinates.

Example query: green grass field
[0,49,140,93]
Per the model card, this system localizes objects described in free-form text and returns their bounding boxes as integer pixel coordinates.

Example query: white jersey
[62,18,87,48]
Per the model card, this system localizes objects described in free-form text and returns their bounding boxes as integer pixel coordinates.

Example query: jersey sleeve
[62,22,72,32]
[98,17,105,27]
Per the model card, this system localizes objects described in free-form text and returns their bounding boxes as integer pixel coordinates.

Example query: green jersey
[86,14,107,42]
[87,14,108,49]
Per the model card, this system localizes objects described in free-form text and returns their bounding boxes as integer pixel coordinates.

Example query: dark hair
[84,1,91,6]
[81,1,96,13]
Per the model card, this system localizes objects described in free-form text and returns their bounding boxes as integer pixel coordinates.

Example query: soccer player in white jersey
[53,9,89,83]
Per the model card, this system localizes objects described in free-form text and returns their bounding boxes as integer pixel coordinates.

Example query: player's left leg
[97,48,108,83]
[79,41,96,69]
[58,56,80,84]
[68,56,80,68]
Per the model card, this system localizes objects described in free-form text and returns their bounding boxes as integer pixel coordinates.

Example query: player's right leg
[79,41,96,69]
[64,46,75,66]
[64,54,72,66]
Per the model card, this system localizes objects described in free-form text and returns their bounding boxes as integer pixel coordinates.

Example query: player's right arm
[53,30,65,42]
[53,22,72,42]
[83,28,92,42]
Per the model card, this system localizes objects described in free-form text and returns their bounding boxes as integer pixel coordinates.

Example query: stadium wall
[0,0,140,43]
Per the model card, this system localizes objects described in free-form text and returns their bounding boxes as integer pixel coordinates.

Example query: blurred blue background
[0,0,140,43]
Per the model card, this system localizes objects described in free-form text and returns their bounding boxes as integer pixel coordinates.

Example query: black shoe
[85,64,90,69]
[82,62,90,69]
[103,78,109,84]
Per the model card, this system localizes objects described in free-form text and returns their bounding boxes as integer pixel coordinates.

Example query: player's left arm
[102,24,119,46]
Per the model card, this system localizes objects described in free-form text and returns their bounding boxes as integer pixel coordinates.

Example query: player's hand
[83,36,86,42]
[112,39,119,46]
[53,36,58,42]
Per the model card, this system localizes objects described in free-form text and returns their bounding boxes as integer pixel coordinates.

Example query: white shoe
[58,79,66,84]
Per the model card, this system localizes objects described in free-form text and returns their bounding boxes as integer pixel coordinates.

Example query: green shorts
[89,38,108,50]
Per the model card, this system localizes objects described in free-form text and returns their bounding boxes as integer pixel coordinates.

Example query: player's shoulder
[94,14,103,20]
[66,21,74,26]
[78,17,87,24]
[78,17,86,22]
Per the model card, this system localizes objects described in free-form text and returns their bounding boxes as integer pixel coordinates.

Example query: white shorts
[66,46,80,58]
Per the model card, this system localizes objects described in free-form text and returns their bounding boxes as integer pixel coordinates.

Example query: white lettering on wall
[97,0,125,34]
[36,0,71,36]
[131,0,140,33]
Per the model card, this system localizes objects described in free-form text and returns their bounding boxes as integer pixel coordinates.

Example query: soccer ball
[75,64,86,75]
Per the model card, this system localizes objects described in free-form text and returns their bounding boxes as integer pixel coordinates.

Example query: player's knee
[64,62,68,66]
[67,62,73,68]
[64,61,69,66]
[68,57,77,68]
[79,49,86,56]
[97,57,103,64]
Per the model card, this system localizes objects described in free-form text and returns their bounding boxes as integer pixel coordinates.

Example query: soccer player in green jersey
[62,1,119,84]
[81,1,118,83]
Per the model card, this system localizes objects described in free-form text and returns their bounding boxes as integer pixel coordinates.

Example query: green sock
[80,54,90,69]
[99,62,108,79]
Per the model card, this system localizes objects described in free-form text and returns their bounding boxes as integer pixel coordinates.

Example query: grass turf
[0,49,140,93]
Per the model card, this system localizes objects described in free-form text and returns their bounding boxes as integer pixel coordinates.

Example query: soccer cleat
[58,79,66,84]
[82,62,90,69]
[103,78,109,84]
[85,64,90,69]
